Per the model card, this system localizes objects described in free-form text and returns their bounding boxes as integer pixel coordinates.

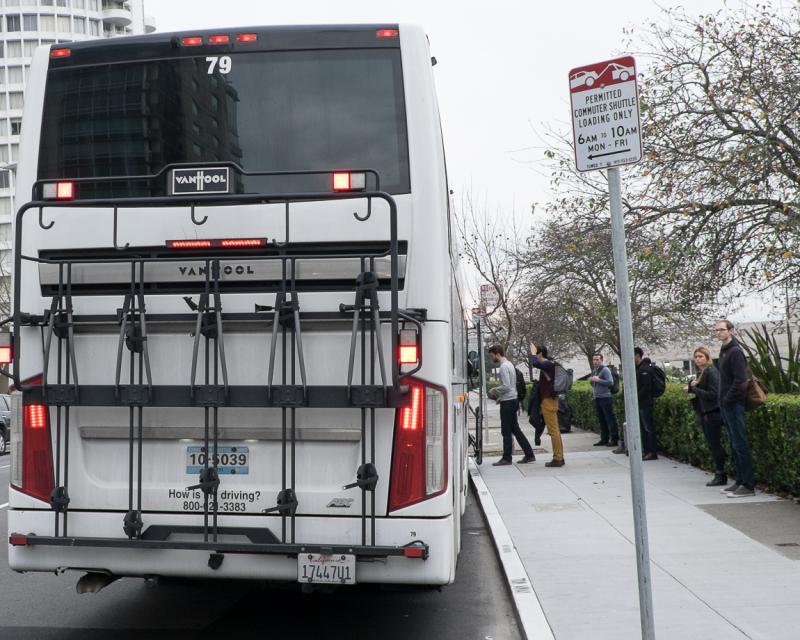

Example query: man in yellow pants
[529,342,565,467]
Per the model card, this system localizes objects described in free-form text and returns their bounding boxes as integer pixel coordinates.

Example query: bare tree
[455,190,529,352]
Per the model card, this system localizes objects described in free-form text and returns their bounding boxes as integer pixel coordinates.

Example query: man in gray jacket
[589,353,619,446]
[487,345,535,466]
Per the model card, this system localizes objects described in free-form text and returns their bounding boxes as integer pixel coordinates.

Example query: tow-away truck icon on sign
[569,62,634,89]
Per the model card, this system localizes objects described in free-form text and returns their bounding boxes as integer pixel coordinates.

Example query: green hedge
[567,380,800,495]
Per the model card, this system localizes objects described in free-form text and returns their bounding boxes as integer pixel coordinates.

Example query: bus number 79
[206,56,232,75]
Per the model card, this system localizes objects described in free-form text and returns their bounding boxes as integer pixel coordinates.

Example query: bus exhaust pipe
[76,572,119,594]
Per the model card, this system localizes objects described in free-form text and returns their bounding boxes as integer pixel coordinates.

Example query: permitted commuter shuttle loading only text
[569,56,642,172]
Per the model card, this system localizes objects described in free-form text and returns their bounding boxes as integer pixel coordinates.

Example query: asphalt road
[0,461,520,640]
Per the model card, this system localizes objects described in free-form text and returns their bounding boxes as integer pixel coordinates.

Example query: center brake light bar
[180,33,258,46]
[167,238,268,249]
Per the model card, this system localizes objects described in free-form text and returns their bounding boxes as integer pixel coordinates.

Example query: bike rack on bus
[8,164,431,565]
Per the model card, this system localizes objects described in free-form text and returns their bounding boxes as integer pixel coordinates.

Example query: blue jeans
[720,403,754,488]
[593,397,618,443]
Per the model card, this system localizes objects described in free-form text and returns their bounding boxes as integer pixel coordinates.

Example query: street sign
[569,56,642,172]
[479,283,500,308]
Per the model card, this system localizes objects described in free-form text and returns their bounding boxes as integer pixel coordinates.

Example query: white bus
[6,24,475,589]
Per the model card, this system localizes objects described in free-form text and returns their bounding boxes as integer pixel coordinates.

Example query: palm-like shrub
[740,323,800,394]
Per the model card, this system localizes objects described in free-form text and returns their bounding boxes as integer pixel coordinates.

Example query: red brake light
[377,29,399,38]
[403,546,425,559]
[181,36,203,46]
[167,240,213,249]
[399,345,418,365]
[389,380,447,512]
[236,33,257,43]
[220,238,266,248]
[17,385,55,503]
[332,172,351,191]
[167,238,267,249]
[56,181,74,200]
[209,35,230,44]
[0,345,12,365]
[50,47,71,58]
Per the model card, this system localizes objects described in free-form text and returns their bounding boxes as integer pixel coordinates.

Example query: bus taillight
[0,335,12,365]
[388,380,447,512]
[399,328,419,365]
[50,48,71,58]
[376,29,399,38]
[42,181,75,200]
[332,172,366,192]
[11,376,55,504]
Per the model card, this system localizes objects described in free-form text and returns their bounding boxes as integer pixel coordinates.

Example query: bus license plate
[298,553,356,585]
[186,446,249,475]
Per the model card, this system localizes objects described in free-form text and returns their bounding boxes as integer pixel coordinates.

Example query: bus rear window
[38,49,410,196]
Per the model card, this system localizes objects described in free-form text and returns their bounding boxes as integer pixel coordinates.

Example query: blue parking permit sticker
[186,445,249,475]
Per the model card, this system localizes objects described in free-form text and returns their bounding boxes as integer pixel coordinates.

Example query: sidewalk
[471,395,800,640]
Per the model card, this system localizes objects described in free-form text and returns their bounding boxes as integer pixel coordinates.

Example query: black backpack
[515,368,527,401]
[607,365,620,394]
[650,363,666,398]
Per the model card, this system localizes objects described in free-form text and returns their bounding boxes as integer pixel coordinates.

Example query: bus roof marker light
[376,29,399,38]
[50,47,71,58]
[209,35,230,45]
[181,36,203,46]
[332,172,366,192]
[236,33,258,43]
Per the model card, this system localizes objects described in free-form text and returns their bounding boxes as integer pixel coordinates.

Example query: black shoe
[728,485,755,498]
[492,458,512,466]
[593,440,609,447]
[545,459,565,467]
[517,455,535,464]
[720,482,739,494]
[534,435,541,446]
[706,474,728,487]
[608,440,619,447]
[642,453,658,461]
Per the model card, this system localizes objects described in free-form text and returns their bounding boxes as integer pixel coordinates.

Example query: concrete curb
[469,458,555,640]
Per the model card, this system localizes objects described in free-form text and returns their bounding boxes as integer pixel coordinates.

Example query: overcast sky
[145,0,783,320]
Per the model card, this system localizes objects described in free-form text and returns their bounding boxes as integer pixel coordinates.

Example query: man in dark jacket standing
[634,347,658,460]
[715,319,755,497]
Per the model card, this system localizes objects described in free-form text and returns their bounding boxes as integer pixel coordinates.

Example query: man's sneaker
[517,455,535,464]
[720,482,740,494]
[612,444,627,454]
[706,474,728,487]
[593,440,609,447]
[642,453,658,461]
[492,459,512,467]
[544,459,565,468]
[728,485,756,498]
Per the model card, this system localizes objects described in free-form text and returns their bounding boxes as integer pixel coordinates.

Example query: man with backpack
[528,343,565,467]
[634,347,665,460]
[589,353,619,447]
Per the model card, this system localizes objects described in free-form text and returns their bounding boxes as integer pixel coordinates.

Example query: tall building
[0,0,155,312]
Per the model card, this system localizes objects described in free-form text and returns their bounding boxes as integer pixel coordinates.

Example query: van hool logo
[171,167,229,195]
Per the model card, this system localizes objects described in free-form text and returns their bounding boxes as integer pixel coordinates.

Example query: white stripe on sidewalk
[469,458,555,640]
[0,503,8,510]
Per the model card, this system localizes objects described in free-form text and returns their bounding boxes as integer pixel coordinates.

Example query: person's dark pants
[639,403,657,455]
[593,397,618,443]
[720,403,754,488]
[699,410,726,475]
[500,399,534,460]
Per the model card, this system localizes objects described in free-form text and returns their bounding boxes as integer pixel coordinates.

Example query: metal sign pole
[608,166,655,639]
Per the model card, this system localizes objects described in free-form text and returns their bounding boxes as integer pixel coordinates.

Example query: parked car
[0,393,10,454]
